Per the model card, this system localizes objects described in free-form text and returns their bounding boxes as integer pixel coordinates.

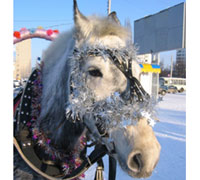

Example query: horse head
[38,0,161,178]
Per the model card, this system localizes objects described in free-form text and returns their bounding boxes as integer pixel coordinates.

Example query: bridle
[14,46,151,180]
[82,47,150,102]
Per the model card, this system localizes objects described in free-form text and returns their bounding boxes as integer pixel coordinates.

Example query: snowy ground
[84,92,186,180]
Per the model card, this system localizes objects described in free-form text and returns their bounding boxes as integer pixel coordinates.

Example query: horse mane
[38,30,81,151]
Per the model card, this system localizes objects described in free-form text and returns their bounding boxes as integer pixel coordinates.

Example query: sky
[13,0,185,67]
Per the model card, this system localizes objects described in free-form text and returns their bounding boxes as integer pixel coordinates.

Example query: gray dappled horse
[14,0,161,179]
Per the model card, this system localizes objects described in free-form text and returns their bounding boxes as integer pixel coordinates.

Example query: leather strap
[14,136,108,180]
[108,156,117,180]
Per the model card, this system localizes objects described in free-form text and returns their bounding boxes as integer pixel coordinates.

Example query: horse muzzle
[109,118,161,178]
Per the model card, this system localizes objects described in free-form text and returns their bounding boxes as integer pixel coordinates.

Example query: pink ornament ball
[47,29,53,36]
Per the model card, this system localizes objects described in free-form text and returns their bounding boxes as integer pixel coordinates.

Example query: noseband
[14,46,151,180]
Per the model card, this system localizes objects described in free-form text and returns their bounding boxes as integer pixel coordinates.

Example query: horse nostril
[128,153,143,173]
[134,154,143,170]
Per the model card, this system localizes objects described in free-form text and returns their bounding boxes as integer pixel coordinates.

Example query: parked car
[159,85,168,96]
[178,87,185,93]
[13,80,21,88]
[167,85,178,94]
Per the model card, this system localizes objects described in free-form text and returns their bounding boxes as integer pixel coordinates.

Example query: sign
[134,3,186,54]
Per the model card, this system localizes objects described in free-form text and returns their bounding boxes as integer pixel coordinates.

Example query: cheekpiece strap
[105,49,150,102]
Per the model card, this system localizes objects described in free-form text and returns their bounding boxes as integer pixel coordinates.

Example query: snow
[83,92,186,180]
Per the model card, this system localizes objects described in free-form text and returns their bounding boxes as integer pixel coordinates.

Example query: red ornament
[53,29,59,34]
[14,31,21,39]
[46,29,53,36]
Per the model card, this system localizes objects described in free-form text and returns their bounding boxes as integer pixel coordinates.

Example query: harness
[14,47,150,180]
[14,69,116,180]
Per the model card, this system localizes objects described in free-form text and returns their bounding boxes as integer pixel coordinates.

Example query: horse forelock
[75,15,131,49]
[89,16,129,39]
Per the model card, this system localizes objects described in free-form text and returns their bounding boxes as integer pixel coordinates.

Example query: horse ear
[73,0,92,39]
[108,11,121,25]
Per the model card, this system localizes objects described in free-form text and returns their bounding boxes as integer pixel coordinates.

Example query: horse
[14,0,161,179]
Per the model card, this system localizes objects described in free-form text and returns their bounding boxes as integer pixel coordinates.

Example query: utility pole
[107,0,111,15]
[170,55,173,78]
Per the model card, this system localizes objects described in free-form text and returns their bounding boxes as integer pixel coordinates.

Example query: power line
[14,22,73,31]
[14,19,72,23]
[44,23,73,28]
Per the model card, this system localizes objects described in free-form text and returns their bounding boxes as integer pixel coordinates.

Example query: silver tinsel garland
[66,45,158,138]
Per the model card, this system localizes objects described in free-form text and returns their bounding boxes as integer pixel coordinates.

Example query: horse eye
[88,69,103,77]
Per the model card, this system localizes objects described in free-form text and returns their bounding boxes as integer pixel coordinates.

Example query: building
[137,53,161,99]
[13,39,31,80]
[174,48,186,78]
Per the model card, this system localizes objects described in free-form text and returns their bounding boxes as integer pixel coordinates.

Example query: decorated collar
[18,66,86,178]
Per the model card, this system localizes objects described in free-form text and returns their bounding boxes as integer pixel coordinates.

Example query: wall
[13,39,31,80]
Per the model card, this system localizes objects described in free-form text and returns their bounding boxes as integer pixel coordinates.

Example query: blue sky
[14,0,185,67]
